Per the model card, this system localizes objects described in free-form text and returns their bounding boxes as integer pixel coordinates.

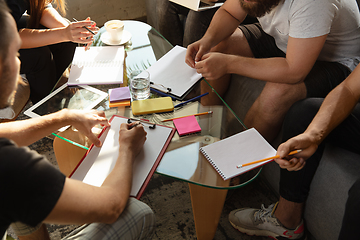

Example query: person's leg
[277,100,360,229]
[48,42,76,83]
[62,198,155,240]
[183,8,218,47]
[19,47,57,104]
[156,0,189,46]
[338,178,360,239]
[245,61,351,142]
[10,222,50,240]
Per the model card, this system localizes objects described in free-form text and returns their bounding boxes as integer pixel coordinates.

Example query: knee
[348,179,360,199]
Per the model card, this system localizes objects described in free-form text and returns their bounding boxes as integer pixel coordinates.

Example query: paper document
[70,115,175,198]
[199,128,276,180]
[169,0,223,11]
[139,45,202,100]
[67,46,125,86]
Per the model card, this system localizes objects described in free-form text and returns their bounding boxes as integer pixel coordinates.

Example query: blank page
[199,128,276,180]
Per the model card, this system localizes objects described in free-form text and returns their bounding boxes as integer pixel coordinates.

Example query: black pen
[72,18,95,35]
[128,122,143,130]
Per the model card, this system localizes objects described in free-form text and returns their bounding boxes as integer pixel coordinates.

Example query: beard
[239,0,282,18]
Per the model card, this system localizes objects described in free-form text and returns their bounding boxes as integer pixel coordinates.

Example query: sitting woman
[6,0,97,103]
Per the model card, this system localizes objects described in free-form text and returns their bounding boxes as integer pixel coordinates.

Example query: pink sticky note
[109,87,131,103]
[173,115,201,136]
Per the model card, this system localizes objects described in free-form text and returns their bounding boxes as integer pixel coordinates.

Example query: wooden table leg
[188,183,228,240]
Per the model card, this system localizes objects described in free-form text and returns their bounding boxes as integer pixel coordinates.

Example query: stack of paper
[108,87,131,107]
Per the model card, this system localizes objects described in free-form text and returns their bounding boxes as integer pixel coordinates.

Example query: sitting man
[228,45,360,239]
[0,1,155,239]
[185,0,360,142]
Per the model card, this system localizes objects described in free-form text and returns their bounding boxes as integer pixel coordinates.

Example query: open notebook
[199,128,276,180]
[70,115,176,199]
[67,46,125,86]
[137,45,202,100]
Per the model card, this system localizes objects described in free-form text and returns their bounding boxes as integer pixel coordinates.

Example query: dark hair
[0,0,11,61]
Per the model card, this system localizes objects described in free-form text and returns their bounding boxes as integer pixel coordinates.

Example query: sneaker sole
[230,221,307,240]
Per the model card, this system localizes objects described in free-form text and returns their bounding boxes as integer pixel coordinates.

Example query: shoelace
[254,203,276,222]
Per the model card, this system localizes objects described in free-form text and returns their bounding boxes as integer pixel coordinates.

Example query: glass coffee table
[50,20,261,240]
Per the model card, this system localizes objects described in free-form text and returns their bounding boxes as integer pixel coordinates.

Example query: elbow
[102,200,127,224]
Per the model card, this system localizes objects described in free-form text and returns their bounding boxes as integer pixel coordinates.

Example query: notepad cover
[199,128,276,180]
[131,97,174,115]
[173,115,201,136]
[109,87,131,103]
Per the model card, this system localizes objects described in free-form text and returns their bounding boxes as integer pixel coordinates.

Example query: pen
[236,149,302,168]
[128,122,143,129]
[174,92,209,108]
[150,88,177,100]
[72,18,95,35]
[162,111,213,122]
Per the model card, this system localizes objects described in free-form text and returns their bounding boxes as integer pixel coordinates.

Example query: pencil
[236,149,302,168]
[162,111,213,122]
[73,18,95,35]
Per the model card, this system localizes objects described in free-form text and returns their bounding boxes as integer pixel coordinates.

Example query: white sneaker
[229,203,306,239]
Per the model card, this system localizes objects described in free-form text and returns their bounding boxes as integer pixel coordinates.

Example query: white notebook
[67,46,125,86]
[199,128,276,180]
[138,45,202,100]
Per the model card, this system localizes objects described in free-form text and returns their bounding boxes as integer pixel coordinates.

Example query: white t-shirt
[258,0,360,71]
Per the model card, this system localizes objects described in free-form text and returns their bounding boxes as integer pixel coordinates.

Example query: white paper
[71,116,173,197]
[199,128,276,180]
[67,46,125,86]
[169,0,223,11]
[139,45,202,99]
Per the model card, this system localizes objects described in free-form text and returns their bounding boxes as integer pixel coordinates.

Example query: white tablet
[24,83,108,118]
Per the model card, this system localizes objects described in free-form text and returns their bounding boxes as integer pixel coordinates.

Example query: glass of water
[130,70,150,101]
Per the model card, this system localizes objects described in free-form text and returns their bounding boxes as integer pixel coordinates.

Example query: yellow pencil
[236,149,302,168]
[161,111,213,122]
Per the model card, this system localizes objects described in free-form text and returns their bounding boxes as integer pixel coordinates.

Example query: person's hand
[64,17,99,44]
[275,132,319,171]
[185,38,212,68]
[65,109,110,147]
[194,52,229,80]
[118,123,147,159]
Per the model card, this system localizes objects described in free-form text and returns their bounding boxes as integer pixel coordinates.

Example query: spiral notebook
[199,128,276,180]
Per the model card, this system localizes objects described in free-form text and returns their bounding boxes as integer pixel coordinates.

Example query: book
[139,46,202,100]
[173,115,201,136]
[67,46,125,86]
[169,0,224,11]
[69,115,176,199]
[199,128,276,180]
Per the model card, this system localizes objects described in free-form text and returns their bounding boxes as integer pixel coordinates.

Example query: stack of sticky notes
[108,87,131,107]
[173,115,201,136]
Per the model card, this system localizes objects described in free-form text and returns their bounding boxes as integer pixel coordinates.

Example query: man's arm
[195,34,327,83]
[185,0,247,67]
[275,64,360,170]
[0,109,109,147]
[44,123,146,224]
